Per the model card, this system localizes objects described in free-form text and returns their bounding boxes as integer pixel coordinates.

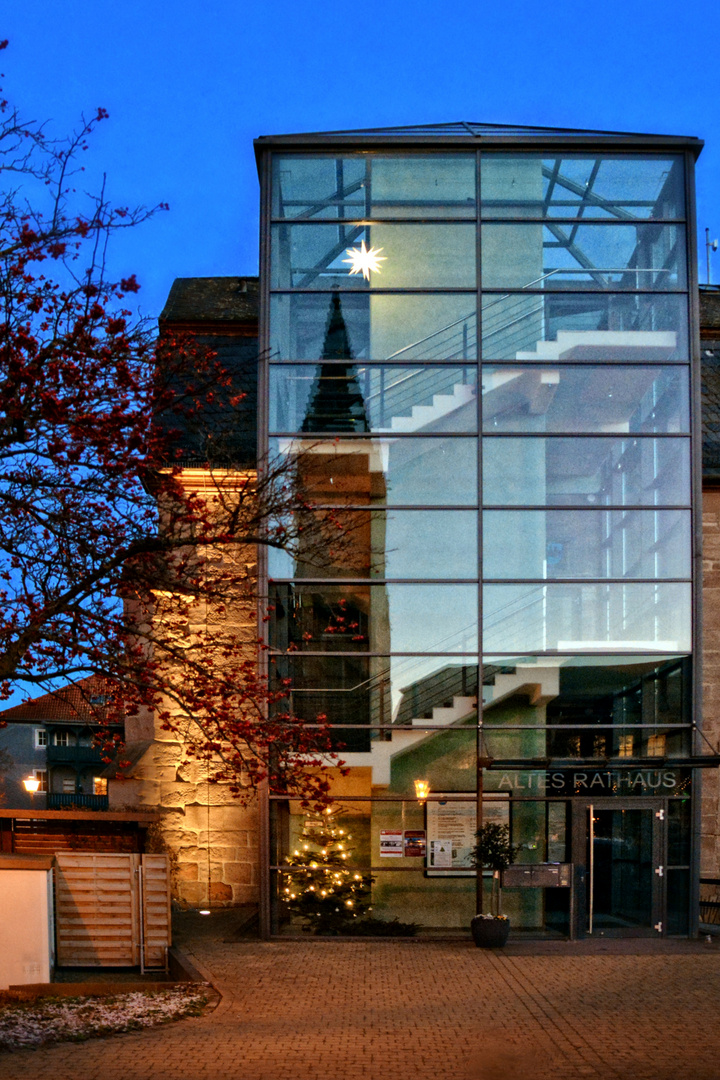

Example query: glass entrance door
[583,802,663,936]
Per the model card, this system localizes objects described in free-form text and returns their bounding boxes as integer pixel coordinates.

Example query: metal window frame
[258,135,702,940]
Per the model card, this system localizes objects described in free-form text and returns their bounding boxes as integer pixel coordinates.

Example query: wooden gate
[54,853,170,970]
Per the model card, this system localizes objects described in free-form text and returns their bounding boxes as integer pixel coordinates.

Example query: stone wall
[109,734,259,907]
[702,489,720,876]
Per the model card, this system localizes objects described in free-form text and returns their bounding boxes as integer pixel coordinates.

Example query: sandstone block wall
[109,735,259,908]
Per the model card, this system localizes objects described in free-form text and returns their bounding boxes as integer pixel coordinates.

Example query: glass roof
[257,120,698,142]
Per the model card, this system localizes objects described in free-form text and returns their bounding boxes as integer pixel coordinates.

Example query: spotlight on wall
[414,779,430,805]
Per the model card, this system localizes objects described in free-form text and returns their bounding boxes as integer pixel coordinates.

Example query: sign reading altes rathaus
[493,770,691,797]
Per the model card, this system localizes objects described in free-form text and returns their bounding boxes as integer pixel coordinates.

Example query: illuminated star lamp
[343,240,386,281]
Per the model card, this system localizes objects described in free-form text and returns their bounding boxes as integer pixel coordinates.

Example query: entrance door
[574,800,664,936]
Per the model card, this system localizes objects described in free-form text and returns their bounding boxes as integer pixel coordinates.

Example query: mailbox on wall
[502,863,572,888]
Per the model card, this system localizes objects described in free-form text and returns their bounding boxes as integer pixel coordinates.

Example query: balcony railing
[46,744,106,765]
[47,793,109,811]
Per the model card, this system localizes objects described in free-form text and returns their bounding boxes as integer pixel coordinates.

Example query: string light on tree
[281,808,373,934]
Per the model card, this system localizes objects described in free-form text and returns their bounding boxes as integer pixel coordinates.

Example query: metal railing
[47,793,109,811]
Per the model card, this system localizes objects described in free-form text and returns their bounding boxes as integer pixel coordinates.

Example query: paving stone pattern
[2,936,720,1079]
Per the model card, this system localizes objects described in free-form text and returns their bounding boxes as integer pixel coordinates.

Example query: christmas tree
[281,809,373,934]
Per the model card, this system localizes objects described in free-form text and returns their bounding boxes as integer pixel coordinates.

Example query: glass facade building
[256,123,703,938]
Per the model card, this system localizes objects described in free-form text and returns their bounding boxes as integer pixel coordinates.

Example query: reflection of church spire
[301,291,370,433]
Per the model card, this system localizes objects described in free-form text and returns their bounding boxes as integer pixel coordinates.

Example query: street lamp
[23,776,40,801]
[414,779,430,805]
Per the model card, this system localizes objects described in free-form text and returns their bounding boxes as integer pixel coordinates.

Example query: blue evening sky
[3,1,719,321]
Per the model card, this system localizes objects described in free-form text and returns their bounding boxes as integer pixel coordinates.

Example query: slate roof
[160,277,259,325]
[0,677,116,726]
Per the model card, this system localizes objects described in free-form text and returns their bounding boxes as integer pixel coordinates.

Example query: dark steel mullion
[480,287,688,296]
[258,147,274,941]
[685,147,704,939]
[482,430,690,438]
[270,286,478,294]
[275,577,690,585]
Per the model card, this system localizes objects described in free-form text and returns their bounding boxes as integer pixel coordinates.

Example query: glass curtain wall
[263,146,695,936]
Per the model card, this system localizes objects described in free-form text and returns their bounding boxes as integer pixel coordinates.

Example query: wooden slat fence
[54,853,170,970]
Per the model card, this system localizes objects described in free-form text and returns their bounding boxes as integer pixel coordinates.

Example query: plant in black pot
[469,823,519,948]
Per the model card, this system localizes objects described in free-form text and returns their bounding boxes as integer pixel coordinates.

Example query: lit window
[54,731,69,747]
[93,777,108,796]
[34,770,48,792]
[647,734,666,757]
[34,729,47,748]
[618,735,634,758]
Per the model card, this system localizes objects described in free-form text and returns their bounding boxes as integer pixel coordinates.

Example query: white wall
[0,869,53,988]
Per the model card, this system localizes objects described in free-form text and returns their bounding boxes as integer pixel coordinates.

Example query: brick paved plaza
[2,921,720,1080]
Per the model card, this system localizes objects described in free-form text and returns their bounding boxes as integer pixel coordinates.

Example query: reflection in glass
[270,509,478,580]
[483,509,691,580]
[482,582,691,652]
[481,224,686,290]
[270,365,478,433]
[481,292,687,362]
[271,223,476,289]
[270,293,476,361]
[481,365,689,434]
[480,155,685,220]
[272,655,478,731]
[270,582,478,653]
[270,436,479,506]
[272,154,476,220]
[482,436,690,507]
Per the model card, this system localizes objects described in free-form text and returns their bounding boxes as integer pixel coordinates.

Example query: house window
[93,777,108,796]
[62,777,76,793]
[54,731,69,747]
[618,735,634,758]
[648,734,667,757]
[34,728,47,748]
[34,770,48,792]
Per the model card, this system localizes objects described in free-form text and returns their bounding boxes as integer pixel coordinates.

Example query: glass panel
[482,437,690,507]
[270,509,478,580]
[481,292,688,362]
[481,365,689,434]
[270,293,476,361]
[270,582,478,653]
[272,156,368,220]
[592,808,654,930]
[269,364,478,433]
[481,155,685,220]
[482,582,691,652]
[271,223,476,289]
[270,436,478,506]
[481,224,686,290]
[272,655,478,731]
[667,869,690,934]
[668,797,692,865]
[272,154,476,221]
[369,156,477,218]
[483,509,691,580]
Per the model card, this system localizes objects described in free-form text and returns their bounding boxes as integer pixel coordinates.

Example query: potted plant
[469,823,519,948]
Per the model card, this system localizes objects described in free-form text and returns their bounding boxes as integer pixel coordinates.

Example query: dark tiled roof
[0,677,115,725]
[160,277,259,325]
